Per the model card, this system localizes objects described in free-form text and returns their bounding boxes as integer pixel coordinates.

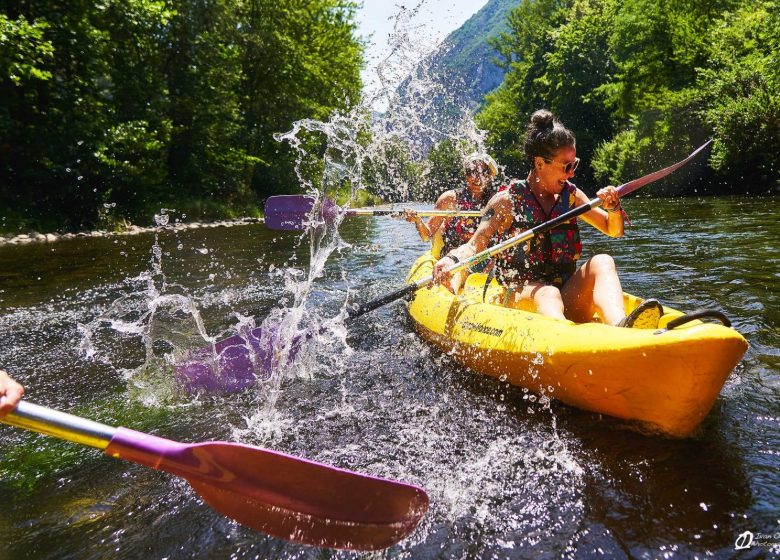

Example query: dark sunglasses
[543,156,580,174]
[466,165,490,177]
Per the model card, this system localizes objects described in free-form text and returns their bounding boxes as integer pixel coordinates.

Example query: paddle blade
[264,195,341,231]
[174,325,310,395]
[264,195,315,230]
[105,429,428,550]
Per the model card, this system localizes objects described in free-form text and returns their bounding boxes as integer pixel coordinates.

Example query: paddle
[264,194,481,231]
[175,140,711,393]
[1,400,429,551]
[346,140,713,318]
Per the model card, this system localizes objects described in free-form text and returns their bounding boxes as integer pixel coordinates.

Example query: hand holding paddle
[1,400,428,551]
[264,194,480,231]
[0,369,24,417]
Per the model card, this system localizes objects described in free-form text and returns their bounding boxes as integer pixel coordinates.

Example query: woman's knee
[534,285,564,306]
[588,254,616,274]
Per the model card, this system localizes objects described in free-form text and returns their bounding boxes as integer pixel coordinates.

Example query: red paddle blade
[105,428,428,551]
[191,477,426,551]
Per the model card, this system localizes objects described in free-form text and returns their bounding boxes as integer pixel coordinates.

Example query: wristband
[446,253,460,264]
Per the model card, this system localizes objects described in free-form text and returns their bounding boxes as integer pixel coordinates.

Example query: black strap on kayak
[481,260,496,303]
[666,310,732,330]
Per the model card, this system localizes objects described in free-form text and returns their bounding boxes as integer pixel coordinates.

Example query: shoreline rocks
[0,217,264,247]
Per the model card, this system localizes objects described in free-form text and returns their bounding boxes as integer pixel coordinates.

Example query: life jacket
[441,186,494,256]
[493,179,582,287]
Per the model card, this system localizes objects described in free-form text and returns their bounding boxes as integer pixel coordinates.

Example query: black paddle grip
[347,284,418,320]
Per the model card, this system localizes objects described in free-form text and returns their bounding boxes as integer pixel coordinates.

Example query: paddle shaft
[346,140,713,320]
[345,209,481,217]
[2,401,114,449]
[263,194,482,231]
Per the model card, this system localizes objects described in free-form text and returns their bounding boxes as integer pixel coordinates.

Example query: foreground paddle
[176,141,711,393]
[1,401,429,551]
[347,140,713,318]
[264,194,481,231]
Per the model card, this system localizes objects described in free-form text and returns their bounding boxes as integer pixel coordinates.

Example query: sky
[355,1,489,99]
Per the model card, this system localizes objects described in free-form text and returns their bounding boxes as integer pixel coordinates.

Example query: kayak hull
[406,253,748,437]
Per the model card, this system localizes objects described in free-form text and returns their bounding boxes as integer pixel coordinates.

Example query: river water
[0,195,778,559]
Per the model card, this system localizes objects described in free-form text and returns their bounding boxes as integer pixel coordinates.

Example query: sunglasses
[466,165,491,177]
[543,156,580,174]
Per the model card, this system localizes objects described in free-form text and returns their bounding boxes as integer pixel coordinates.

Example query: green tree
[422,139,473,202]
[478,0,778,195]
[0,0,363,232]
[695,1,780,192]
[363,136,424,203]
[476,0,574,177]
[240,0,363,199]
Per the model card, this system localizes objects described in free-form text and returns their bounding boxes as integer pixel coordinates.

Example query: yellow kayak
[405,252,748,437]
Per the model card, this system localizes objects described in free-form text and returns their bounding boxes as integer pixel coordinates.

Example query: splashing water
[74,4,580,543]
[221,4,501,433]
[77,213,218,405]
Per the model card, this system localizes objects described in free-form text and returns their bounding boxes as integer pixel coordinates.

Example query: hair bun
[530,109,554,131]
[523,109,575,164]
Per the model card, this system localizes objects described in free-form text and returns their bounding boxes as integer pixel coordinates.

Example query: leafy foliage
[0,0,362,232]
[477,0,778,195]
[695,1,780,189]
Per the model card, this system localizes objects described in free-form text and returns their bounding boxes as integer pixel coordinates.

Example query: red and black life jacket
[441,186,494,256]
[493,179,582,287]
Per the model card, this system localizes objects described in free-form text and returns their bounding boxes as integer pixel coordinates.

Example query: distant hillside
[386,0,519,153]
[433,0,519,110]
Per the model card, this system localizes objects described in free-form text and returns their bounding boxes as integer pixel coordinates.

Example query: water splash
[225,4,500,440]
[77,219,218,404]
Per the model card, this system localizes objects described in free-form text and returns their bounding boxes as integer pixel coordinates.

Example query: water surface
[0,195,778,559]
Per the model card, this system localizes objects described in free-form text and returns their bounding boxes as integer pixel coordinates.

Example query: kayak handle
[666,310,732,330]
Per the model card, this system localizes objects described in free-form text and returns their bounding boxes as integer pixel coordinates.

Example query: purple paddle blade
[174,325,311,395]
[264,195,342,231]
[264,195,315,230]
[105,428,429,550]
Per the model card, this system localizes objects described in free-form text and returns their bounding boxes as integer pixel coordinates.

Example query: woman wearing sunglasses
[404,152,499,291]
[432,109,660,328]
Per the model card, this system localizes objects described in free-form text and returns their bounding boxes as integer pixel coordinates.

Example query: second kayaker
[404,152,498,292]
[431,109,662,328]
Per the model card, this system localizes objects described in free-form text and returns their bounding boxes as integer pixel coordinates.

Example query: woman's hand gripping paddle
[2,401,429,551]
[264,195,481,231]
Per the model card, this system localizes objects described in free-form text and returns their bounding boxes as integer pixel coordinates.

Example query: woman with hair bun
[431,109,661,328]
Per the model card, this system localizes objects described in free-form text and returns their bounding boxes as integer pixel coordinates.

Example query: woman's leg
[507,282,566,319]
[561,254,625,325]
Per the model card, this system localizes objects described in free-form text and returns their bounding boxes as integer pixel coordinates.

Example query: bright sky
[355,1,489,98]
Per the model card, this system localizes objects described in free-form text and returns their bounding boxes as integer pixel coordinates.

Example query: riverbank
[0,217,264,247]
[0,189,385,247]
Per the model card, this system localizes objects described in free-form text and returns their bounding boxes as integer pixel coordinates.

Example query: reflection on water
[1,195,778,558]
